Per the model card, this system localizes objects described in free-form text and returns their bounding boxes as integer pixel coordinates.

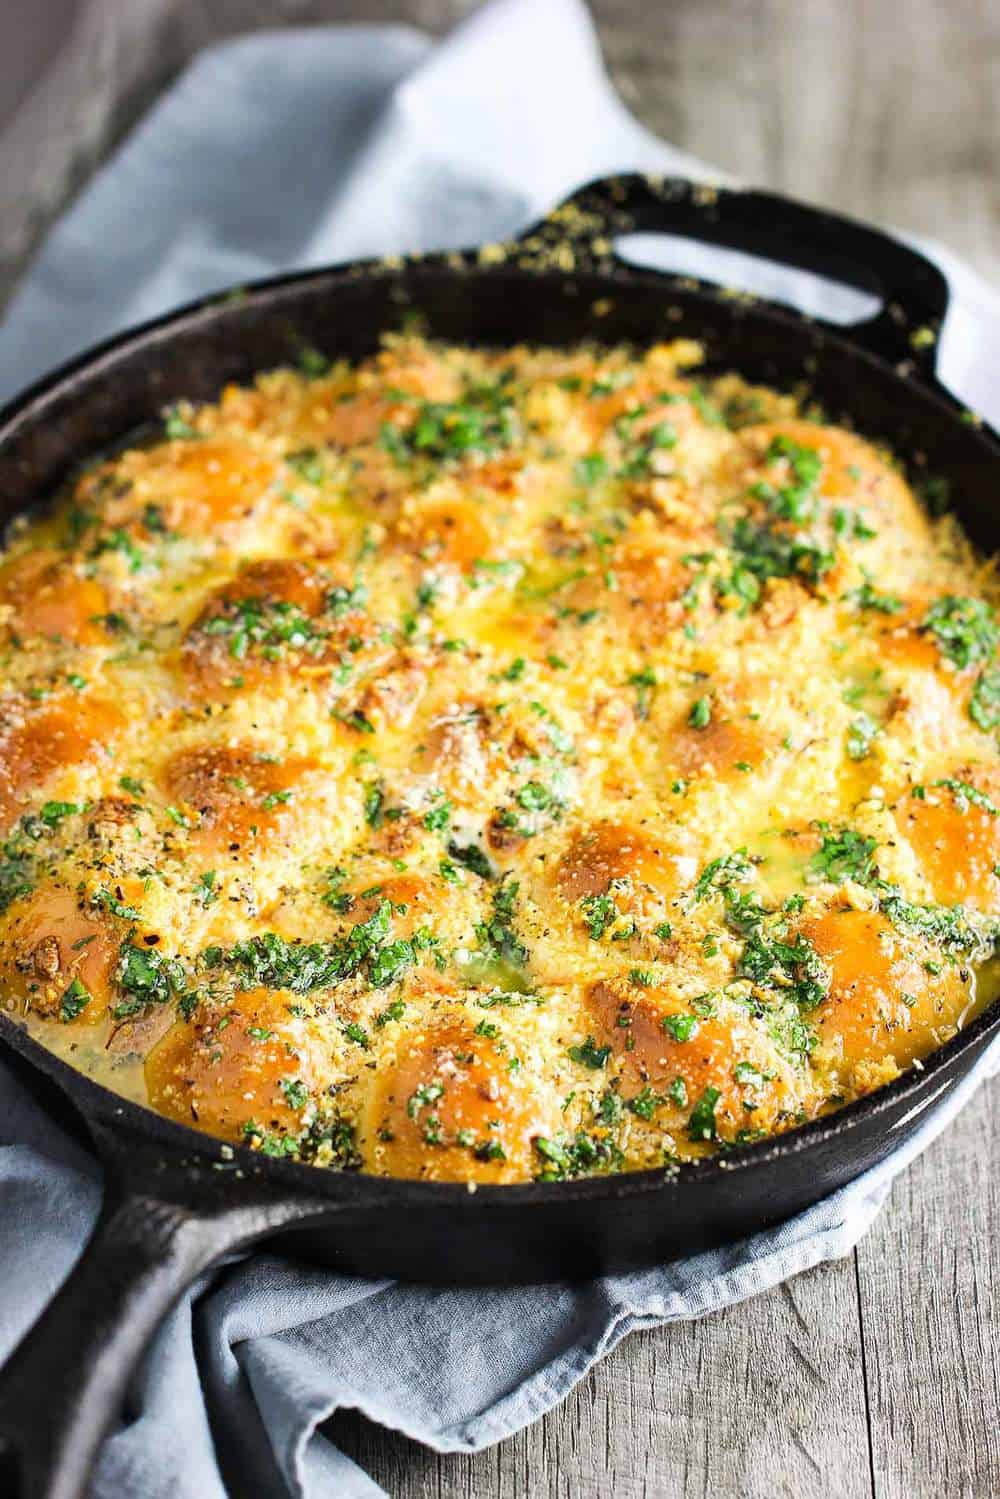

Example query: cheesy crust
[2,335,998,1183]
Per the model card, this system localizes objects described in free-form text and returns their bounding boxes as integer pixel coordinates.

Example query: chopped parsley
[567,1035,612,1069]
[380,385,517,464]
[113,943,187,1019]
[662,1013,699,1043]
[688,696,712,730]
[618,420,677,478]
[281,1078,310,1109]
[922,595,998,670]
[969,664,1000,730]
[446,841,494,881]
[853,580,902,614]
[808,827,878,885]
[627,665,657,719]
[574,454,608,486]
[930,778,998,816]
[687,1086,721,1142]
[464,879,531,989]
[286,448,325,485]
[363,783,384,829]
[369,937,420,988]
[533,1131,624,1181]
[59,977,91,1023]
[728,514,834,587]
[734,1061,768,1087]
[200,596,324,661]
[581,891,618,940]
[297,347,329,377]
[878,889,999,959]
[766,434,822,490]
[628,1086,661,1120]
[374,998,406,1027]
[407,1080,444,1119]
[242,1112,360,1169]
[423,795,451,832]
[846,711,880,761]
[163,407,199,440]
[737,924,828,1013]
[694,849,754,901]
[203,900,415,994]
[91,888,143,922]
[39,801,82,827]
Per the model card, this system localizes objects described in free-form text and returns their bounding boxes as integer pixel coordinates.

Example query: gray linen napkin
[0,2,998,1495]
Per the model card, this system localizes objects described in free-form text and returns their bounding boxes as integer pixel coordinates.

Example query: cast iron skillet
[0,174,997,1499]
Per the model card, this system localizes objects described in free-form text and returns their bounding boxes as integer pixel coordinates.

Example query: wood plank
[327,1255,871,1498]
[856,1080,1000,1499]
[591,0,999,284]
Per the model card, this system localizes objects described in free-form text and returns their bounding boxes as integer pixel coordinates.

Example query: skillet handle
[0,1129,332,1499]
[524,174,950,383]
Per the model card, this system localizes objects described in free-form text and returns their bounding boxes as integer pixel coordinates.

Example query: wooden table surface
[2,3,998,1496]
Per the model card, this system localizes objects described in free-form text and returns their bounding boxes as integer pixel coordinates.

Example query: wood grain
[592,0,999,284]
[857,1080,1000,1499]
[1,2,998,1495]
[327,1257,872,1497]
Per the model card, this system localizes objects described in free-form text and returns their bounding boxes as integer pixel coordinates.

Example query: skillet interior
[0,185,998,1283]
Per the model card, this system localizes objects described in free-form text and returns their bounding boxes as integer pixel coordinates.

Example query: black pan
[0,174,996,1499]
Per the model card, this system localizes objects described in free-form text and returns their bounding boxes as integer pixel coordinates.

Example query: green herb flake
[281,1077,310,1109]
[567,1035,613,1069]
[970,664,1000,731]
[581,891,618,940]
[808,826,878,885]
[375,998,406,1027]
[532,1131,623,1181]
[694,850,753,902]
[446,841,494,881]
[687,1086,721,1142]
[922,595,998,670]
[662,1013,699,1043]
[423,796,452,832]
[734,1061,768,1087]
[628,1086,660,1120]
[846,711,880,761]
[297,347,329,377]
[286,448,325,486]
[59,977,92,1023]
[574,454,608,486]
[164,407,199,440]
[39,801,82,827]
[688,696,712,730]
[931,778,998,817]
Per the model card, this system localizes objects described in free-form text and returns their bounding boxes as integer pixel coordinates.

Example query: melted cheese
[2,336,998,1183]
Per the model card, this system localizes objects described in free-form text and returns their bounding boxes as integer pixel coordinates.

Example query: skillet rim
[1,976,998,1208]
[1,237,998,1210]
